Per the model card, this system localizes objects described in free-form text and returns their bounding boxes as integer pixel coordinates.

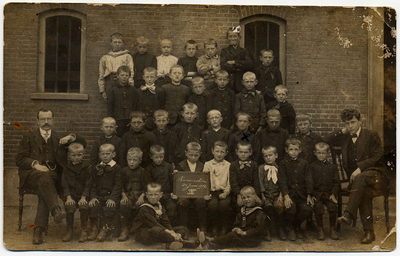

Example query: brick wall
[3,3,371,168]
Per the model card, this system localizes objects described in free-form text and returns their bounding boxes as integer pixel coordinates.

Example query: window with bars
[33,9,87,100]
[45,15,81,93]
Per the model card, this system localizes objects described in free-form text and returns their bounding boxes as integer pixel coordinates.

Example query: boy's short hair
[226,26,241,37]
[285,138,301,148]
[130,111,146,122]
[236,111,251,121]
[182,102,198,113]
[110,32,124,42]
[185,40,198,50]
[295,114,312,123]
[186,142,201,152]
[99,143,115,153]
[262,146,278,154]
[240,185,256,195]
[191,77,205,86]
[213,140,228,151]
[274,84,288,94]
[37,108,54,119]
[102,117,116,126]
[117,65,131,76]
[207,109,222,119]
[204,38,218,48]
[150,144,165,155]
[153,109,169,120]
[68,142,85,152]
[242,71,256,80]
[215,69,229,78]
[147,182,162,192]
[236,141,252,151]
[260,49,274,56]
[341,108,361,122]
[159,39,172,46]
[143,67,157,75]
[267,109,281,119]
[127,147,143,160]
[169,64,184,74]
[314,142,330,152]
[135,36,149,46]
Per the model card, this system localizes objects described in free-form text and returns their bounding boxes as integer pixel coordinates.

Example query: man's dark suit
[15,129,86,228]
[325,128,389,231]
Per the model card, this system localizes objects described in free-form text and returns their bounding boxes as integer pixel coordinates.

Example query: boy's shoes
[87,226,99,241]
[62,228,73,242]
[78,230,88,243]
[32,226,44,245]
[118,227,129,242]
[287,228,296,241]
[168,241,184,250]
[278,228,287,241]
[361,231,375,244]
[96,229,107,242]
[51,206,65,224]
[337,211,353,226]
[306,219,319,232]
[317,227,325,240]
[263,230,271,241]
[329,227,339,240]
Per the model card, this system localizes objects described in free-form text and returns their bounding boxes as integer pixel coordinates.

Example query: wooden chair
[18,187,48,235]
[330,146,390,233]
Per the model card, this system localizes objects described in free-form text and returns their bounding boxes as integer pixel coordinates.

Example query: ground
[2,195,396,253]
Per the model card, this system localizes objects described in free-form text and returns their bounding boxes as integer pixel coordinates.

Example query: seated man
[15,108,86,245]
[324,108,389,244]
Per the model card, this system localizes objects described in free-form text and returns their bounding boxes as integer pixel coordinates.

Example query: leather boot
[62,228,73,242]
[97,228,108,242]
[118,227,129,242]
[361,231,375,244]
[78,229,88,243]
[278,227,287,241]
[32,226,44,245]
[317,227,325,240]
[337,211,353,226]
[62,213,74,242]
[330,227,339,240]
[87,225,98,241]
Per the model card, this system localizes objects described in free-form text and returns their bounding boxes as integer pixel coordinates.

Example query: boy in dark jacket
[87,144,123,242]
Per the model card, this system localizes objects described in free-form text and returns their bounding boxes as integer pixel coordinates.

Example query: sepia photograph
[2,0,397,253]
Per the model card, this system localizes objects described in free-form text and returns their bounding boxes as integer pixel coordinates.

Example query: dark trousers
[345,170,389,231]
[285,194,313,228]
[177,198,207,229]
[213,231,261,248]
[64,202,89,229]
[89,198,118,228]
[136,226,187,245]
[23,170,58,228]
[208,191,231,227]
[160,195,177,225]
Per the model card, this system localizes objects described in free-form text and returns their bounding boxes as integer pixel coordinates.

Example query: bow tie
[96,164,111,176]
[242,90,256,97]
[140,84,156,94]
[239,161,251,169]
[264,164,278,184]
[350,133,358,138]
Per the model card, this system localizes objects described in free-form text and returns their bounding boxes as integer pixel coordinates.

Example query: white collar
[101,160,116,167]
[39,128,51,137]
[212,127,221,132]
[187,160,197,172]
[355,127,361,137]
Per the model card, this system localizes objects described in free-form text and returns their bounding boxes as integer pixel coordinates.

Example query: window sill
[30,93,89,101]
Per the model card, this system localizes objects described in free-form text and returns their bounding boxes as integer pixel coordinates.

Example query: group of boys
[16,25,388,250]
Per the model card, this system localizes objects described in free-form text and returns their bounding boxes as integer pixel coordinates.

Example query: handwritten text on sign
[173,172,210,198]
